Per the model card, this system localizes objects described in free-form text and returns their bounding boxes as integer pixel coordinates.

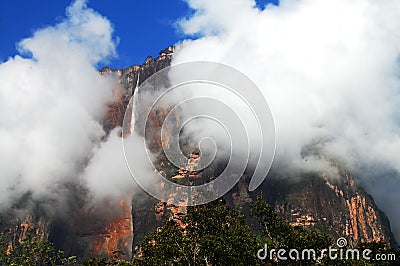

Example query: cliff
[0,46,396,262]
[107,47,396,252]
[255,172,397,248]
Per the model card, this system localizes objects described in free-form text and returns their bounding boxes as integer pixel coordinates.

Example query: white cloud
[0,0,117,209]
[173,0,400,239]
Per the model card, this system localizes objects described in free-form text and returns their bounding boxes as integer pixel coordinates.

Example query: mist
[0,0,134,213]
[1,0,399,241]
[171,0,400,239]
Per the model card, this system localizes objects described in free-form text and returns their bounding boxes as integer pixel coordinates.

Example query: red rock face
[65,200,133,260]
[103,87,129,134]
[110,46,396,251]
[1,46,396,262]
[90,200,133,260]
[259,172,396,248]
[1,215,50,255]
[63,48,175,261]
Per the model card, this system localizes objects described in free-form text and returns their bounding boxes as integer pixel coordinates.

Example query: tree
[0,231,76,266]
[250,196,400,266]
[138,199,261,266]
[81,257,134,265]
[251,196,338,265]
[132,196,400,266]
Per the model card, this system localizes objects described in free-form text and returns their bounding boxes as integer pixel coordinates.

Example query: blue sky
[0,0,278,69]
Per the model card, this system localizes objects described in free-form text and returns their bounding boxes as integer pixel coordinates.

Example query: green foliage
[138,199,261,266]
[0,231,136,266]
[138,197,399,265]
[0,231,76,266]
[80,258,135,265]
[251,195,333,249]
[356,242,399,266]
[251,196,345,265]
[1,198,397,266]
[251,196,400,266]
[81,258,109,266]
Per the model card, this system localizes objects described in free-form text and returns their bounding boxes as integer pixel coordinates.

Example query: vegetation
[138,199,260,265]
[137,197,399,265]
[0,231,76,266]
[1,198,398,265]
[251,196,334,265]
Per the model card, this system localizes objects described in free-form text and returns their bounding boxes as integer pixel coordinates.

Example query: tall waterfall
[130,72,140,134]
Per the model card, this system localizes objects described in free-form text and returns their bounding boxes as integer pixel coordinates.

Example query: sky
[1,0,398,242]
[0,0,278,69]
[170,0,400,239]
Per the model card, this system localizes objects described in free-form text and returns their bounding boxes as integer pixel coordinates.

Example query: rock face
[67,200,133,260]
[100,47,173,135]
[54,49,175,261]
[106,47,396,251]
[0,214,50,254]
[0,46,396,262]
[256,172,396,248]
[0,49,175,262]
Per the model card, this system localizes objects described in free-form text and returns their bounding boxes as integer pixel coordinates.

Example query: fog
[0,0,129,212]
[172,0,400,239]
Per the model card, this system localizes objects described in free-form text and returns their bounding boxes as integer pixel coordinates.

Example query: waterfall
[130,71,140,134]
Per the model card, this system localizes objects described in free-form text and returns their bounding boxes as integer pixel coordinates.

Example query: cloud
[172,0,400,239]
[82,128,157,202]
[0,0,118,210]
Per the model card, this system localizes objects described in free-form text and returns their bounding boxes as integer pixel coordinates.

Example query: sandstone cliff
[108,47,396,252]
[0,47,396,262]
